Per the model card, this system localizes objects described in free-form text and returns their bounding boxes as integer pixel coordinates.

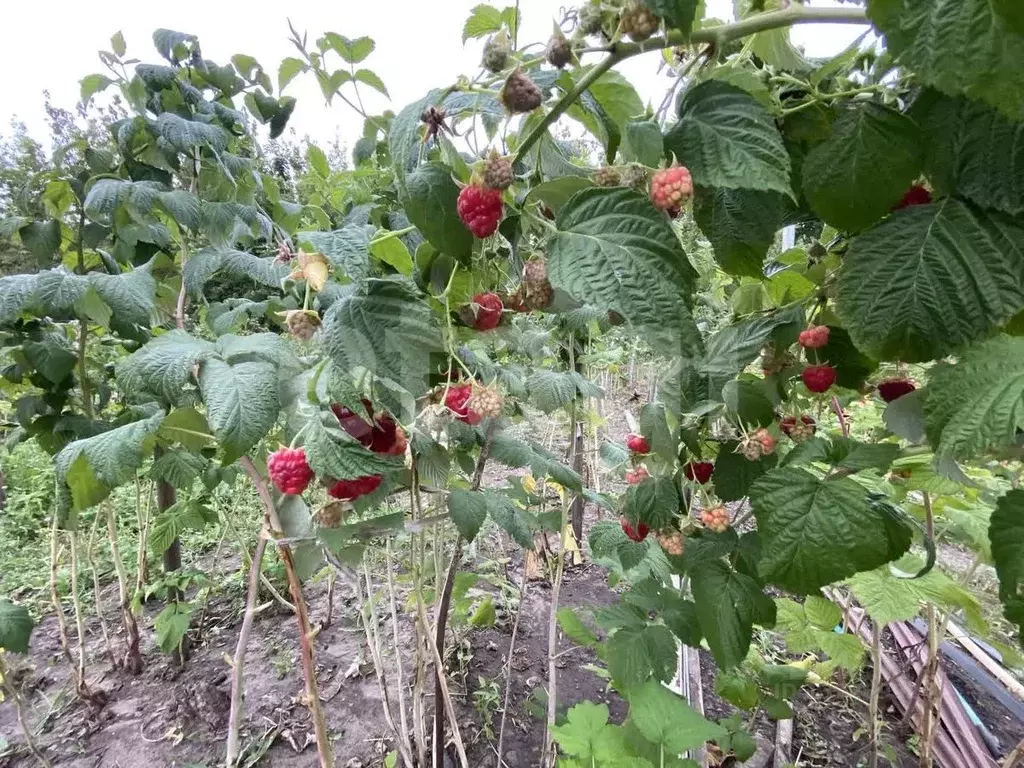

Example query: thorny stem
[48,514,77,687]
[385,538,415,760]
[496,568,529,767]
[361,555,416,768]
[225,533,268,768]
[919,491,939,768]
[868,621,882,768]
[106,501,143,674]
[517,5,868,163]
[239,456,333,768]
[434,424,496,766]
[544,495,569,767]
[0,653,53,768]
[85,513,116,668]
[67,529,90,697]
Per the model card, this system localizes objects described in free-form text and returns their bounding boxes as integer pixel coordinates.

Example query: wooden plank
[773,718,793,768]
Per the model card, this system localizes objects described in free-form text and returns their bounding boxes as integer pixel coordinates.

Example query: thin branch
[515,5,867,164]
[225,533,268,767]
[239,457,333,768]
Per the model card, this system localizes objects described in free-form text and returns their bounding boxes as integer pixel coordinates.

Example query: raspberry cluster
[739,428,776,461]
[657,529,685,556]
[701,505,730,534]
[445,383,484,425]
[620,1,660,41]
[877,378,915,403]
[500,69,542,114]
[684,461,714,484]
[483,151,514,190]
[625,433,650,454]
[620,516,650,542]
[467,292,503,331]
[625,466,650,485]
[802,364,837,394]
[466,384,504,420]
[780,415,816,443]
[522,258,553,310]
[324,399,408,503]
[268,447,315,495]
[457,185,503,238]
[798,325,830,349]
[650,166,693,211]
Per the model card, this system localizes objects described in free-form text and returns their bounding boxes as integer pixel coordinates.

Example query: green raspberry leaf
[448,489,488,543]
[751,467,913,593]
[989,490,1024,640]
[664,81,792,196]
[692,186,785,277]
[837,199,1024,362]
[923,335,1024,460]
[627,680,725,754]
[198,359,279,465]
[401,163,473,264]
[690,560,775,669]
[802,103,922,232]
[867,0,1024,117]
[0,599,34,654]
[549,187,701,356]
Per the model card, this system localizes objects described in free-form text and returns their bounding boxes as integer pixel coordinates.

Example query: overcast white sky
[0,0,868,152]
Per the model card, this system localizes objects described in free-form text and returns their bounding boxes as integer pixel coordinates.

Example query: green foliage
[0,600,34,654]
[801,103,922,231]
[664,81,791,195]
[751,467,913,593]
[549,188,700,355]
[836,200,1024,362]
[989,490,1024,637]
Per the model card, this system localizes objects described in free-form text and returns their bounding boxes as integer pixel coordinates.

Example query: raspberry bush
[1,4,1023,768]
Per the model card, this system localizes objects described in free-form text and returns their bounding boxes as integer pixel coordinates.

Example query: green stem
[368,225,415,246]
[518,5,867,163]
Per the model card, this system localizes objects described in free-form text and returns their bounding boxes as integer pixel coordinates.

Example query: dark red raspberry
[267,447,315,495]
[625,467,649,485]
[327,474,383,501]
[444,383,482,425]
[457,184,503,238]
[798,325,830,349]
[469,292,503,331]
[620,516,650,542]
[684,461,714,484]
[625,433,650,454]
[877,378,916,403]
[332,400,406,454]
[802,364,836,393]
[893,184,932,210]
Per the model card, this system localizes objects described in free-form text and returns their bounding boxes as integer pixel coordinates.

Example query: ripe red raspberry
[700,505,730,534]
[877,378,916,403]
[328,474,383,501]
[625,433,650,454]
[649,166,693,211]
[893,184,932,210]
[798,325,830,349]
[657,529,685,556]
[620,516,650,542]
[684,461,714,484]
[802,364,836,393]
[444,383,483,425]
[469,292,503,331]
[780,415,816,443]
[332,400,405,454]
[267,447,315,495]
[457,185,503,238]
[625,466,650,485]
